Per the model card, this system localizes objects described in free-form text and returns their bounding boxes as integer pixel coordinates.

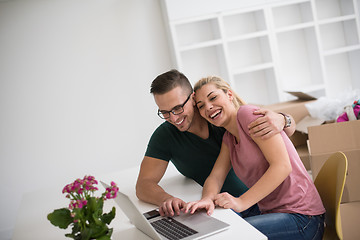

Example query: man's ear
[191,92,196,106]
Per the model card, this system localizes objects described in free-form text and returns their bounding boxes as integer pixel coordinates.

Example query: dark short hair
[150,69,193,95]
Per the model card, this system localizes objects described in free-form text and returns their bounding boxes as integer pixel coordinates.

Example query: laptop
[101,182,230,240]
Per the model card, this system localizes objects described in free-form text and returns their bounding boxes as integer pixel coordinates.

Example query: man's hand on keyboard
[159,196,186,217]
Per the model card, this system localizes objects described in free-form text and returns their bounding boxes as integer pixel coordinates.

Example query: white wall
[0,0,170,238]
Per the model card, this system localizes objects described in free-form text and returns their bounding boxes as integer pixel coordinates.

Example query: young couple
[136,69,325,240]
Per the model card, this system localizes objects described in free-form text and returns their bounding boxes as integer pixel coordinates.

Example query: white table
[13,164,267,240]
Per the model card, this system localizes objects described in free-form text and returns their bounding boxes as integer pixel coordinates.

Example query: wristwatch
[279,112,291,128]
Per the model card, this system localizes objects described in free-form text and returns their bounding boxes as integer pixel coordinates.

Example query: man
[136,69,295,217]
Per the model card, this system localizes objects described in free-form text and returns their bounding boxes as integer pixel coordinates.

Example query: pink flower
[84,175,94,181]
[105,192,111,199]
[69,199,88,209]
[62,184,72,194]
[83,175,98,185]
[77,200,84,209]
[69,200,75,210]
[72,182,81,192]
[104,182,119,200]
[78,188,84,195]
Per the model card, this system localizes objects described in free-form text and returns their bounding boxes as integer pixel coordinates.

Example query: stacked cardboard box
[308,121,360,203]
[340,202,360,240]
[308,121,360,240]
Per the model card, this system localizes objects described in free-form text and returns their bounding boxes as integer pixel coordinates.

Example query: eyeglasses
[157,93,192,119]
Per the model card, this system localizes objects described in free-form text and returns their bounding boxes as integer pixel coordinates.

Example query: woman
[185,76,325,240]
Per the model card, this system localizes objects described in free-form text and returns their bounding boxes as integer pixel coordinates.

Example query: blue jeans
[245,213,325,240]
[235,204,261,218]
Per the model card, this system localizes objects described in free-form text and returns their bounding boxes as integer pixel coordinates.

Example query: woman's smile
[209,109,222,120]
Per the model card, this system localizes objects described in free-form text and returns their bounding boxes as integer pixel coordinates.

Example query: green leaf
[105,228,113,238]
[95,197,104,215]
[72,208,86,227]
[96,235,111,240]
[71,222,81,235]
[92,212,103,226]
[47,208,73,229]
[108,228,113,234]
[87,197,103,214]
[101,207,116,225]
[80,227,92,240]
[87,223,108,239]
[65,233,75,239]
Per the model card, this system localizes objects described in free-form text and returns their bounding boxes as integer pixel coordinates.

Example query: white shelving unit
[161,0,360,105]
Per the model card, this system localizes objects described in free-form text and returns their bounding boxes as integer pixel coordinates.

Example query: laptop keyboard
[151,217,198,240]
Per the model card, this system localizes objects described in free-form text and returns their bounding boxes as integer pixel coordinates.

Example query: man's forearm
[136,180,173,206]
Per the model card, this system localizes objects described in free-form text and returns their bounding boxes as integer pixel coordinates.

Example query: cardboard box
[340,201,360,240]
[308,120,360,203]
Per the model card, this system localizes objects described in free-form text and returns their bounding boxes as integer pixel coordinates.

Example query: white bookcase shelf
[162,0,360,105]
[227,36,272,70]
[319,19,359,51]
[272,1,314,28]
[233,68,279,104]
[175,17,221,48]
[222,10,267,38]
[315,0,355,20]
[276,26,323,90]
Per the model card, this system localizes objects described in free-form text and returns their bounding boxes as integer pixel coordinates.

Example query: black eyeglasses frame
[157,93,192,119]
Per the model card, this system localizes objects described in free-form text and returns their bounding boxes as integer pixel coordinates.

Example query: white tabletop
[12,164,267,240]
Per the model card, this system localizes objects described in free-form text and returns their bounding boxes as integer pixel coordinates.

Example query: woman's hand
[214,192,244,213]
[184,197,215,216]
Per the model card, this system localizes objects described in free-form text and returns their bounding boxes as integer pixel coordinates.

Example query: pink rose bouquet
[47,175,119,240]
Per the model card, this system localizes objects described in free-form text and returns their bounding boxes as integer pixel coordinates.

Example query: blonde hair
[194,76,246,108]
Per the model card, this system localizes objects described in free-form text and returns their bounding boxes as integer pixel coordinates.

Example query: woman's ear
[227,89,234,101]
